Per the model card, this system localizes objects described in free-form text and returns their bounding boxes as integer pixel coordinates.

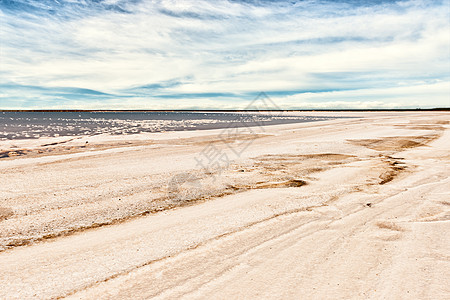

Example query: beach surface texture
[0,112,449,299]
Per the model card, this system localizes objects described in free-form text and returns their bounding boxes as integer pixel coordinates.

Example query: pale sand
[0,112,449,299]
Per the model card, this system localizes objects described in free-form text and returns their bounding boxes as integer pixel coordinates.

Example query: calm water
[0,111,335,140]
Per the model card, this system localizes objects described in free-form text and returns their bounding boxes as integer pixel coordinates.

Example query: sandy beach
[0,111,449,299]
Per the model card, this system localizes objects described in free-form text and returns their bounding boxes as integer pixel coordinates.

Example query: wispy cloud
[1,0,449,109]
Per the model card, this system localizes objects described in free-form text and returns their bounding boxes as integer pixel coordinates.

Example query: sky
[0,0,449,110]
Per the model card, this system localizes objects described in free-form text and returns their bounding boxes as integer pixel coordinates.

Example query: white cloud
[273,81,450,109]
[0,0,449,108]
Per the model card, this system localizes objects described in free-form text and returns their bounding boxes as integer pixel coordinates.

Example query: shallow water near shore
[0,111,335,140]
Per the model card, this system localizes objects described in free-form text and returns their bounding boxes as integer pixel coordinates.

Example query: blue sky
[0,0,449,109]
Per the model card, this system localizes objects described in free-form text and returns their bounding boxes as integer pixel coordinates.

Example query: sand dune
[0,112,449,299]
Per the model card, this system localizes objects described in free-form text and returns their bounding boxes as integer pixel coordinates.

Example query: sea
[0,111,335,140]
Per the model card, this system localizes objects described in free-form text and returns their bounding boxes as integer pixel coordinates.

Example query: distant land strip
[1,108,449,112]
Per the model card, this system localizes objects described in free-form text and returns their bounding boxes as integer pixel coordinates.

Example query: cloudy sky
[1,0,449,109]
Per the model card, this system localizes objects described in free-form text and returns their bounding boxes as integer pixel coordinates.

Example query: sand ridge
[0,112,449,299]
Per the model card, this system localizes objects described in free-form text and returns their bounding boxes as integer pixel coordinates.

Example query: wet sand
[0,112,449,299]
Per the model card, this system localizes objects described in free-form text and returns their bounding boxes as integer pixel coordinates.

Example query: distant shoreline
[1,108,449,112]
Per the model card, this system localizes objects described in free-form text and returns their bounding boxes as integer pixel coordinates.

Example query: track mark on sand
[62,204,329,299]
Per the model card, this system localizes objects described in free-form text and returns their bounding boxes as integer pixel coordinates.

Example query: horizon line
[1,108,449,113]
